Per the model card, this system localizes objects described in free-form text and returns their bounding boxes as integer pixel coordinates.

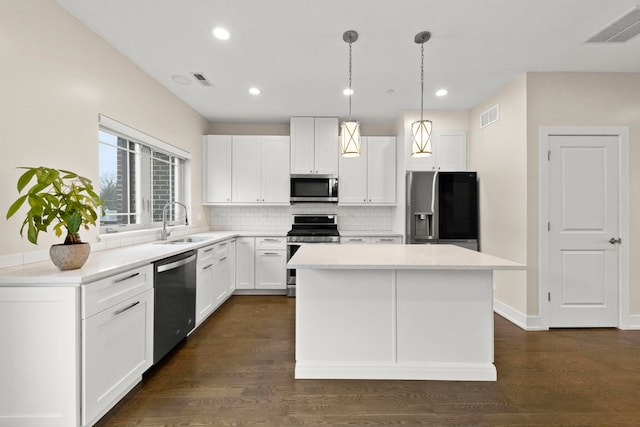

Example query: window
[98,115,190,233]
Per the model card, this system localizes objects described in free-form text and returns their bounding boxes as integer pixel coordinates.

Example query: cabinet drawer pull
[350,238,363,242]
[262,252,279,256]
[379,238,394,241]
[263,238,280,242]
[204,248,214,253]
[114,301,140,316]
[114,272,140,284]
[203,264,213,270]
[218,257,227,262]
[219,243,227,247]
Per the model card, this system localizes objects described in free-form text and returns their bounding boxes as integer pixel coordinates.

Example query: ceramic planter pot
[49,243,91,270]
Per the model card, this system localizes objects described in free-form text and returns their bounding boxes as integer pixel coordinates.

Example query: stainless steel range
[286,214,340,297]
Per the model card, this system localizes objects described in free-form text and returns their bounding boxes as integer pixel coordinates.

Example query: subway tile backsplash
[210,205,394,231]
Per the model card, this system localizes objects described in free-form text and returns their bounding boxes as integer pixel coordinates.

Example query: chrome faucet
[161,201,188,240]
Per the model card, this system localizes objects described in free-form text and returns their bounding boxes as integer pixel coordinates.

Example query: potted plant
[6,166,104,270]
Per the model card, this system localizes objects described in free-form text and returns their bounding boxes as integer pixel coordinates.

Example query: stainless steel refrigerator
[406,171,479,250]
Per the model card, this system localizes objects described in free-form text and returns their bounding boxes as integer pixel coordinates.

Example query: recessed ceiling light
[435,89,448,97]
[343,88,354,96]
[171,74,191,85]
[386,89,395,94]
[249,87,261,95]
[212,27,230,40]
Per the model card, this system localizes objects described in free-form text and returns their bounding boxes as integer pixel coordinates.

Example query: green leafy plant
[6,166,104,245]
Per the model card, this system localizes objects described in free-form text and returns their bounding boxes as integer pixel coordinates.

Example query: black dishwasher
[153,250,197,364]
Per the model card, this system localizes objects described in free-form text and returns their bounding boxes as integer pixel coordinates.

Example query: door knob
[609,237,622,244]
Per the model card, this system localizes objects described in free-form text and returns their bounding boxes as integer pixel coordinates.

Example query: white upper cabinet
[203,135,290,205]
[232,136,263,202]
[339,136,396,205]
[261,136,290,203]
[406,130,467,171]
[290,117,339,175]
[203,135,232,203]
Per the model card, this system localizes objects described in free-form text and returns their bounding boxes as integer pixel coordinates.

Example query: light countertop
[0,230,287,286]
[287,243,525,270]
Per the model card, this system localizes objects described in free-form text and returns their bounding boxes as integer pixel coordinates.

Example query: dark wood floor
[96,295,640,426]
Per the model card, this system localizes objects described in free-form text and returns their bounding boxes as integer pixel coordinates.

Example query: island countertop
[288,243,525,270]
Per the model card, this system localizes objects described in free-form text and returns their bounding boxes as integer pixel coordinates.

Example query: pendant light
[411,31,433,157]
[340,30,361,157]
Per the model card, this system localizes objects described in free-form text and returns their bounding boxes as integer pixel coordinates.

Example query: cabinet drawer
[213,240,230,259]
[198,244,217,265]
[198,241,229,265]
[340,237,370,244]
[372,237,403,244]
[82,264,153,319]
[255,237,286,250]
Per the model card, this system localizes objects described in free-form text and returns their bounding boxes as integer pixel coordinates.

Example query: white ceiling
[56,0,640,124]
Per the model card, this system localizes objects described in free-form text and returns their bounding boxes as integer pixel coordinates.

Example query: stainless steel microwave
[290,175,338,203]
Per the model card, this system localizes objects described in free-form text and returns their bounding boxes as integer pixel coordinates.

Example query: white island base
[291,244,525,381]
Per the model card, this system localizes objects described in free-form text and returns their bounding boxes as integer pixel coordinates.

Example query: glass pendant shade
[340,120,361,157]
[411,119,433,157]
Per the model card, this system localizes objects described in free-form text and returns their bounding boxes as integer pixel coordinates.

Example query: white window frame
[98,114,191,234]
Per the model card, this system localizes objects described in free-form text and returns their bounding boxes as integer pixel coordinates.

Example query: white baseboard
[493,299,545,331]
[626,314,640,330]
[494,299,640,330]
[295,362,497,381]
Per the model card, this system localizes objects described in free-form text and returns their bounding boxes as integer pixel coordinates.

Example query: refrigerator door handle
[431,171,438,222]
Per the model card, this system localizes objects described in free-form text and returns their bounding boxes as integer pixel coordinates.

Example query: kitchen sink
[159,236,210,244]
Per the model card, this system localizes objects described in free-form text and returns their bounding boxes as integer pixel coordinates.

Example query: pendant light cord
[420,41,424,123]
[348,40,353,121]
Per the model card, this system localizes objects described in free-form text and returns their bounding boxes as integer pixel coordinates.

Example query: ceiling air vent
[586,6,640,43]
[190,72,213,87]
[480,105,499,128]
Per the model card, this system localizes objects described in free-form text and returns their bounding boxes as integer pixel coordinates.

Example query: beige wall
[0,0,209,257]
[469,75,529,315]
[526,72,640,315]
[209,121,396,136]
[469,71,640,319]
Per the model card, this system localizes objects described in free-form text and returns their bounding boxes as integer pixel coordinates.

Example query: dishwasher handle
[156,254,196,273]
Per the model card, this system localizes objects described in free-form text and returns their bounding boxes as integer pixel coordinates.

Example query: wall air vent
[480,105,499,128]
[190,72,213,87]
[586,6,640,43]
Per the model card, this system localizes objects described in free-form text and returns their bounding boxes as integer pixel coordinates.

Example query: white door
[548,135,620,327]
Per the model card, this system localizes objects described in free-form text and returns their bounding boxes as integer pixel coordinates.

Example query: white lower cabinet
[256,250,287,290]
[82,289,154,426]
[82,264,154,427]
[196,240,232,326]
[227,238,237,295]
[235,236,286,291]
[235,237,256,289]
[0,286,79,427]
[196,244,216,323]
[212,243,230,307]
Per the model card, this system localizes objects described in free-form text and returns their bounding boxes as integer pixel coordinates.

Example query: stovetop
[287,214,339,240]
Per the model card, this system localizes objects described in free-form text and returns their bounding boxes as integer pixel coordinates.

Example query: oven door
[286,242,300,297]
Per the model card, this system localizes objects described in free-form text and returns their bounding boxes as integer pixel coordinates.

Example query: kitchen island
[287,244,525,381]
